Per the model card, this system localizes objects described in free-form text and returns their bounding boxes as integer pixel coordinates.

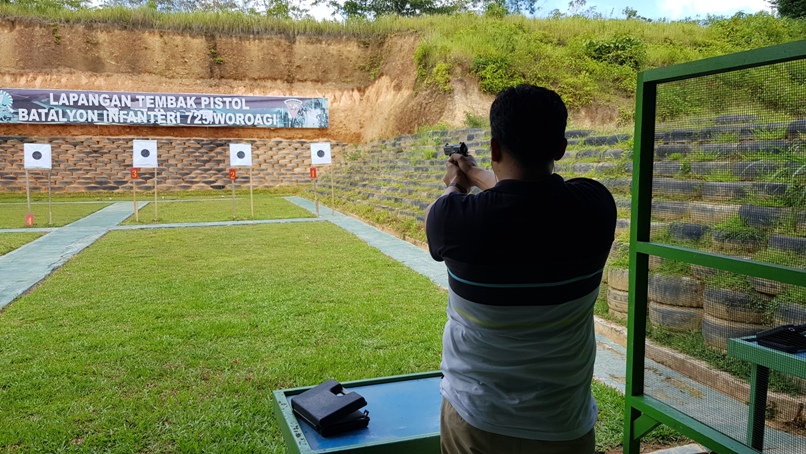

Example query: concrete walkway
[1,196,801,453]
[0,201,145,309]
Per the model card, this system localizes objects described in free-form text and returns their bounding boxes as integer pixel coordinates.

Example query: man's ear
[491,137,502,163]
[553,138,568,161]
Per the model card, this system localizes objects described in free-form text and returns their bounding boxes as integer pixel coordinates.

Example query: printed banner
[229,143,252,167]
[23,143,52,170]
[310,142,332,165]
[133,140,158,168]
[0,88,328,129]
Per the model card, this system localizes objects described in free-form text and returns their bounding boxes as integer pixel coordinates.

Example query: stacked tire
[773,300,806,326]
[607,267,630,320]
[702,287,771,350]
[648,274,704,332]
[747,277,806,326]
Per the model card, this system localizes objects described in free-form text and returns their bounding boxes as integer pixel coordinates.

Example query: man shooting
[425,84,617,454]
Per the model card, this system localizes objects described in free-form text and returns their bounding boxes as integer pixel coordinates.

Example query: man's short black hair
[489,84,568,168]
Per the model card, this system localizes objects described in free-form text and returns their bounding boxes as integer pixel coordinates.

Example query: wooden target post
[153,167,159,222]
[131,167,140,222]
[249,167,255,218]
[310,167,319,217]
[47,170,53,225]
[229,168,237,220]
[24,169,33,226]
[330,168,335,215]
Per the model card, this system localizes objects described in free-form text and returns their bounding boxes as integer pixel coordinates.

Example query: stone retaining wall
[0,136,345,192]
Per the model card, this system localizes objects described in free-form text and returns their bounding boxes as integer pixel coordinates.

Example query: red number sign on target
[229,168,237,181]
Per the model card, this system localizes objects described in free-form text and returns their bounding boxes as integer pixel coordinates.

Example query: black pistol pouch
[755,323,806,353]
[291,379,370,436]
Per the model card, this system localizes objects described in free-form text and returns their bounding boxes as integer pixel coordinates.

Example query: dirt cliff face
[0,20,493,143]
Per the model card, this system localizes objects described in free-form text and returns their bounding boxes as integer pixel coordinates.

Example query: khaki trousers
[440,399,595,454]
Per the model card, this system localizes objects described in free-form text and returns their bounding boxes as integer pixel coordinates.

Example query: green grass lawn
[0,192,311,257]
[0,188,308,228]
[121,195,314,224]
[0,232,45,256]
[0,222,447,452]
[0,202,110,229]
[0,219,685,452]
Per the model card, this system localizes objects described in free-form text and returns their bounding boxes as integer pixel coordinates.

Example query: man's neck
[495,160,554,182]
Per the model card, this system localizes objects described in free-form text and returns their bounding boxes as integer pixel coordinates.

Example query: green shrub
[464,112,489,128]
[656,84,692,121]
[431,62,452,92]
[471,54,524,94]
[414,42,449,85]
[707,12,798,49]
[713,215,767,242]
[653,258,692,277]
[583,35,647,69]
[556,72,597,110]
[415,122,450,135]
[483,0,507,19]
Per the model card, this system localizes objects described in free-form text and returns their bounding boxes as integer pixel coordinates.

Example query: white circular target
[132,140,158,168]
[24,143,52,169]
[229,143,252,167]
[310,142,331,165]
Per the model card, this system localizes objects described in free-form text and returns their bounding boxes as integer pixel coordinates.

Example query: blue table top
[286,375,442,450]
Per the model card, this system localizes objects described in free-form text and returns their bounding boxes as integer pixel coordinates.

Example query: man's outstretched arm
[450,154,496,191]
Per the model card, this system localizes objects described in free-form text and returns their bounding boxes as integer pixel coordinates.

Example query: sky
[307,0,775,21]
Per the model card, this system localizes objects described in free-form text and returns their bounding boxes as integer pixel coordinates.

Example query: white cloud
[656,0,772,19]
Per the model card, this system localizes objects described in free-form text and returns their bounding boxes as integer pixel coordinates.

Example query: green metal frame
[624,40,806,454]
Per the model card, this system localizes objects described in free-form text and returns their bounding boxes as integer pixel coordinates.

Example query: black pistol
[444,142,468,157]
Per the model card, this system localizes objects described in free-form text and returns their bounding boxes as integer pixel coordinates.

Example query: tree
[622,6,650,21]
[329,0,458,18]
[483,0,507,18]
[251,0,310,18]
[567,0,585,14]
[769,0,806,19]
[326,0,550,19]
